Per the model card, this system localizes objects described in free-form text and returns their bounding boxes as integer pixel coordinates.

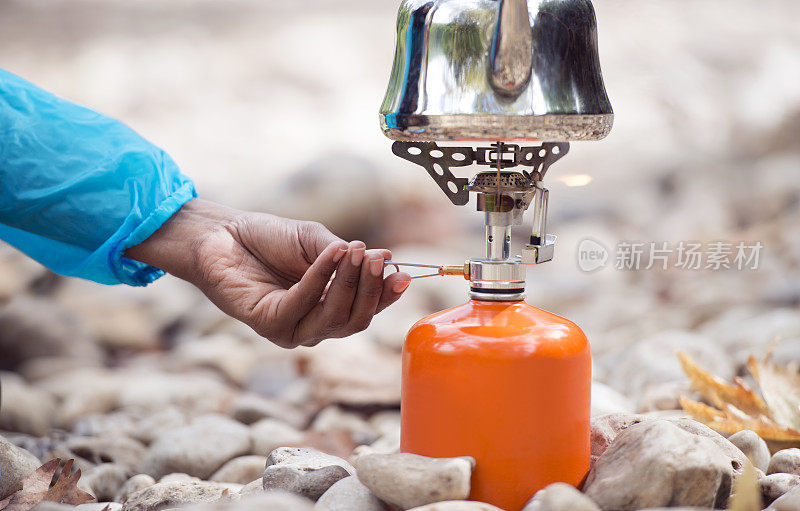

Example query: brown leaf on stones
[0,459,94,511]
[678,351,800,450]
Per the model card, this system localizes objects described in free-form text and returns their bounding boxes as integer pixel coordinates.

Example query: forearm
[124,198,237,282]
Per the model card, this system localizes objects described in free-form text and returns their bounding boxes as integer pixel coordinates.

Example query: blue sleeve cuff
[0,68,199,287]
[111,181,198,287]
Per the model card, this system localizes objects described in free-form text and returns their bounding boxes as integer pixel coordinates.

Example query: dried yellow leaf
[680,396,800,442]
[678,351,800,448]
[677,351,770,418]
[747,355,800,432]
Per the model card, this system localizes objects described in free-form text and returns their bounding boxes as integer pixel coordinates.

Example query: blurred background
[0,0,799,479]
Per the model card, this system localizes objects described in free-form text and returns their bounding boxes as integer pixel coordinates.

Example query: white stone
[599,330,732,400]
[140,414,251,479]
[262,447,355,501]
[0,372,56,436]
[81,463,130,502]
[229,393,308,429]
[590,381,634,416]
[114,474,156,504]
[76,504,122,511]
[0,297,101,371]
[728,430,771,472]
[355,453,474,510]
[761,473,800,506]
[117,372,233,417]
[120,481,230,511]
[312,406,378,446]
[211,456,267,485]
[67,435,147,470]
[768,484,800,510]
[523,482,600,511]
[584,420,744,509]
[769,449,800,475]
[406,502,504,511]
[250,419,304,457]
[183,492,314,511]
[306,334,401,407]
[0,436,41,499]
[315,476,386,511]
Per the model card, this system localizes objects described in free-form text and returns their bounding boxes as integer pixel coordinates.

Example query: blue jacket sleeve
[0,69,197,286]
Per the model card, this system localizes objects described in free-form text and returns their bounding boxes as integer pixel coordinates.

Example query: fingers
[277,240,348,320]
[345,250,390,333]
[376,270,411,313]
[300,240,365,341]
[292,243,410,346]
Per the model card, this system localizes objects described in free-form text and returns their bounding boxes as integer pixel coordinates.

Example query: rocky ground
[2,0,800,510]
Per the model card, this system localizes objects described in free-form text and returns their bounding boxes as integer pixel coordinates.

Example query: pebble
[37,368,121,429]
[667,418,750,468]
[185,491,314,511]
[0,297,101,371]
[120,481,230,511]
[238,479,263,497]
[355,452,474,510]
[315,476,387,511]
[522,482,600,511]
[53,282,163,351]
[312,406,378,446]
[599,330,733,398]
[0,371,56,436]
[306,334,401,407]
[368,412,401,439]
[769,449,800,475]
[728,430,771,472]
[590,381,634,417]
[230,393,308,429]
[81,463,131,502]
[29,504,72,511]
[116,372,233,417]
[768,484,800,510]
[115,474,157,503]
[635,381,691,412]
[760,473,800,506]
[68,435,148,470]
[0,435,41,499]
[262,447,355,501]
[171,334,259,386]
[590,413,648,463]
[140,414,252,479]
[584,419,743,509]
[211,456,267,485]
[76,504,122,511]
[160,473,202,484]
[129,408,189,445]
[250,419,304,456]
[406,502,504,511]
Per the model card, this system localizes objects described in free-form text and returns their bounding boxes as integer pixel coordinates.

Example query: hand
[125,199,411,348]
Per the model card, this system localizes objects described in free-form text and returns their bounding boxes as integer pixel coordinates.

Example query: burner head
[379,0,613,142]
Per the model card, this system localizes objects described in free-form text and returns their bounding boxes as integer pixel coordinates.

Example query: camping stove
[381,0,613,300]
[383,2,615,507]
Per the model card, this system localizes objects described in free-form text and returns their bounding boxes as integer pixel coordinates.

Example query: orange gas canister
[401,298,591,511]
